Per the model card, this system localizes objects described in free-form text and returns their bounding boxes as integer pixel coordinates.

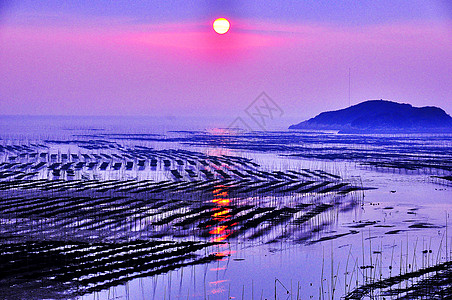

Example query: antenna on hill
[348,67,351,107]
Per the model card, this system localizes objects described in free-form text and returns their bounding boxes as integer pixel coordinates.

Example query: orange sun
[213,18,230,34]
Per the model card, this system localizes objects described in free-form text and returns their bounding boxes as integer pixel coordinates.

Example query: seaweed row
[0,178,364,245]
[0,240,222,299]
[345,260,452,299]
[0,144,296,183]
[0,175,362,196]
[146,131,452,173]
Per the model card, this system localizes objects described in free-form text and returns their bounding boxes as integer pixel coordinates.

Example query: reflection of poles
[446,211,449,263]
[274,277,290,299]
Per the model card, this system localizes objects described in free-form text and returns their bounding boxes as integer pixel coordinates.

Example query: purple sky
[0,1,451,119]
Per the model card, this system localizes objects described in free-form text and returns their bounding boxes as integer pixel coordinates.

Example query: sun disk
[213,18,230,34]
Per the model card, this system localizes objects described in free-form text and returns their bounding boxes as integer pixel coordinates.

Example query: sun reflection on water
[209,186,235,243]
[207,185,236,296]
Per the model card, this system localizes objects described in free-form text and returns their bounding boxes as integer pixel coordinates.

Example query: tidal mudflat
[0,121,451,299]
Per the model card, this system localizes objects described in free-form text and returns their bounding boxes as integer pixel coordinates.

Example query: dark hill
[289,100,452,133]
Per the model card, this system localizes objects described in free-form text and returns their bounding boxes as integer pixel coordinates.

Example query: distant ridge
[289,100,452,133]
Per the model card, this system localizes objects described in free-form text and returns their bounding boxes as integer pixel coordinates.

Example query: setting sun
[213,18,230,34]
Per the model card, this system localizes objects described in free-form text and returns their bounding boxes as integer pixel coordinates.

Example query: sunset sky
[0,0,451,120]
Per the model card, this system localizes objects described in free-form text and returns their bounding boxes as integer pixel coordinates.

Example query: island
[289,100,452,133]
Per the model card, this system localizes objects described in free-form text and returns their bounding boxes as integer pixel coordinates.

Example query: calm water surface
[0,115,450,300]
